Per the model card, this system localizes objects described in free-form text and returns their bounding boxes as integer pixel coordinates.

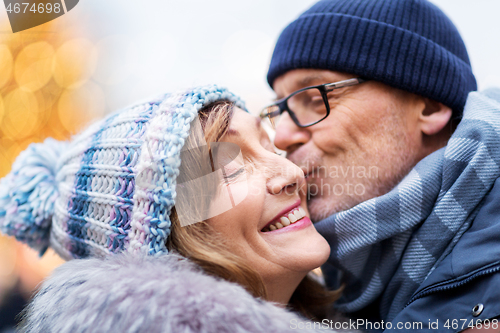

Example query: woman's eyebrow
[227,128,240,137]
[227,117,261,137]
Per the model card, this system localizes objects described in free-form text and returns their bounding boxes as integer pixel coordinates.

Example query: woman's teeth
[263,207,307,232]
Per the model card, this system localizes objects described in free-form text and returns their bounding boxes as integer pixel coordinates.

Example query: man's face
[272,69,424,221]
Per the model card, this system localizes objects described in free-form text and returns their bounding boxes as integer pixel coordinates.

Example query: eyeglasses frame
[260,77,368,128]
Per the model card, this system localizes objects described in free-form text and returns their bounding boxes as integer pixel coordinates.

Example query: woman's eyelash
[224,167,245,180]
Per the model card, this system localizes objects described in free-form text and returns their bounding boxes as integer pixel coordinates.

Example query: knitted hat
[267,0,477,115]
[0,85,245,260]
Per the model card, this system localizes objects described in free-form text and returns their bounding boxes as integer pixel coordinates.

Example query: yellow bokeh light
[0,94,4,124]
[58,81,106,133]
[0,44,13,89]
[0,235,17,292]
[42,115,71,141]
[0,16,83,297]
[0,138,14,177]
[36,80,63,112]
[7,141,23,165]
[1,89,39,140]
[53,38,97,89]
[15,41,55,92]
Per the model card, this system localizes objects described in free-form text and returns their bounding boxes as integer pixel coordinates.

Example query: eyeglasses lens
[287,88,328,127]
[263,87,329,128]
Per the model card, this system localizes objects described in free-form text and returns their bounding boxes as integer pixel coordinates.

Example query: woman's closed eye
[223,167,246,182]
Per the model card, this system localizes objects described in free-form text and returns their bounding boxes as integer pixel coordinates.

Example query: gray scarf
[315,89,500,321]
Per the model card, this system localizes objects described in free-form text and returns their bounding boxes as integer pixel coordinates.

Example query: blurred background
[0,0,499,331]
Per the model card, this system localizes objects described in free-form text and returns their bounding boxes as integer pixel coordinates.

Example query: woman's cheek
[245,173,266,199]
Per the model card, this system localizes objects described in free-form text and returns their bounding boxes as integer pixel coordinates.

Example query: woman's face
[207,107,330,303]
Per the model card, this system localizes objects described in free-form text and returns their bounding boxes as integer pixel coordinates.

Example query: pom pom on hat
[0,138,68,256]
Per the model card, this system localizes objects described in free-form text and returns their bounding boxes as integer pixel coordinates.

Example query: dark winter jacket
[391,175,500,332]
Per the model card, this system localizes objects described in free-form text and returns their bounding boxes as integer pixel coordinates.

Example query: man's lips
[302,168,324,199]
[303,167,322,181]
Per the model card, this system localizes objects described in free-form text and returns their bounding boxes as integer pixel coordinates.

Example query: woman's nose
[266,156,305,196]
[273,113,311,153]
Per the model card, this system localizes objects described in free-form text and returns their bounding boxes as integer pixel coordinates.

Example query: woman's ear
[419,98,452,136]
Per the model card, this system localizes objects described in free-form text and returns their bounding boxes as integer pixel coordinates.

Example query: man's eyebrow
[298,74,327,88]
[274,74,330,100]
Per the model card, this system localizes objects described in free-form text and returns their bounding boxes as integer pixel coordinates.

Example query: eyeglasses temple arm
[260,108,281,118]
[324,78,368,92]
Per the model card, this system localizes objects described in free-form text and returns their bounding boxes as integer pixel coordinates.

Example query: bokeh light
[1,89,39,140]
[0,45,13,89]
[0,95,4,124]
[0,17,98,323]
[0,15,106,178]
[14,41,55,92]
[58,81,106,133]
[53,38,97,89]
[0,236,17,295]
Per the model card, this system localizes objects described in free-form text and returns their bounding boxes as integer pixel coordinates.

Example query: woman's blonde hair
[167,101,340,320]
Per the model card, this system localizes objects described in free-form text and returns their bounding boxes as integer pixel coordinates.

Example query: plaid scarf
[315,89,500,321]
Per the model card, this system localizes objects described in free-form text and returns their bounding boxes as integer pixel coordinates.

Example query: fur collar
[19,253,331,332]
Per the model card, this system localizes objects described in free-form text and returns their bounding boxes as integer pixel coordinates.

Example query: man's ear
[419,98,452,136]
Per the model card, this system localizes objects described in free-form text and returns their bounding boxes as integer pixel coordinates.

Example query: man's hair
[268,0,477,117]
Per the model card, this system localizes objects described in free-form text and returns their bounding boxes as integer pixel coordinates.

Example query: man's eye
[326,89,343,101]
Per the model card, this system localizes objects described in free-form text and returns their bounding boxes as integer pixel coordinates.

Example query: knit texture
[267,0,477,115]
[0,85,245,260]
[19,253,335,333]
[315,88,500,321]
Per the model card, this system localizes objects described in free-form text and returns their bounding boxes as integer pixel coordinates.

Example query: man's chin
[307,196,336,222]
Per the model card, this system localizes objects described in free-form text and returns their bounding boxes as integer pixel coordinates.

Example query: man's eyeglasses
[260,78,368,128]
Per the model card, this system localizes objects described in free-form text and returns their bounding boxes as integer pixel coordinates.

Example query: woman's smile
[261,201,310,232]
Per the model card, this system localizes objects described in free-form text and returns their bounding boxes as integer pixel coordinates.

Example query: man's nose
[273,112,311,153]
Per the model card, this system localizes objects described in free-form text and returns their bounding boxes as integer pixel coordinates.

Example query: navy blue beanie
[267,0,477,115]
